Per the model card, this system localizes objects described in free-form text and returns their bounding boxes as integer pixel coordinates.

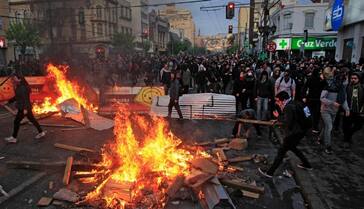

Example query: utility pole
[47,0,53,46]
[248,0,255,47]
[262,0,269,51]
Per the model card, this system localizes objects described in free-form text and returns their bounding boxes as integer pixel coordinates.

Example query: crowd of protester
[1,52,364,154]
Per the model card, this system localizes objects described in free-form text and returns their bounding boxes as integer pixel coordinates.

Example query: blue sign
[331,0,344,31]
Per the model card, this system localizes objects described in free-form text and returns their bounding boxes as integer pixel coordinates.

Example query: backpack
[277,76,294,95]
[294,101,312,133]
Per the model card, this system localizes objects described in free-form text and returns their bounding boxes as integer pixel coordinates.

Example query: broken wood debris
[236,118,280,126]
[228,138,248,150]
[212,148,228,162]
[219,178,265,194]
[39,123,79,128]
[190,158,219,174]
[103,179,133,203]
[37,197,53,207]
[54,143,96,153]
[53,188,80,203]
[166,175,185,199]
[194,138,230,146]
[63,156,74,185]
[6,160,101,170]
[228,155,253,163]
[0,172,47,205]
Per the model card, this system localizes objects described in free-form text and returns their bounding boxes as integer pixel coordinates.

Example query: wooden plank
[228,155,253,163]
[63,156,73,185]
[80,106,90,128]
[166,175,185,198]
[6,160,101,170]
[39,123,78,128]
[237,118,279,126]
[37,197,53,206]
[195,138,230,146]
[54,143,95,153]
[190,158,219,174]
[212,148,228,162]
[0,172,47,205]
[219,178,265,194]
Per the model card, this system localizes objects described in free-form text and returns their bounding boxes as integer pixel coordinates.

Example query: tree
[6,21,41,61]
[168,39,192,55]
[142,39,151,53]
[111,32,135,53]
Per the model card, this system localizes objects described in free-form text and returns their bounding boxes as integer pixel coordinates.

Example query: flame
[80,104,208,208]
[33,64,97,114]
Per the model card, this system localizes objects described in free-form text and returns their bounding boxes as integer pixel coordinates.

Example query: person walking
[342,73,364,148]
[3,70,46,143]
[258,91,312,178]
[320,67,349,154]
[275,70,296,99]
[302,67,326,134]
[255,71,273,121]
[168,73,183,119]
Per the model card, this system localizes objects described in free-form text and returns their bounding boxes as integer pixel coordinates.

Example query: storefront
[272,37,336,59]
[326,0,364,63]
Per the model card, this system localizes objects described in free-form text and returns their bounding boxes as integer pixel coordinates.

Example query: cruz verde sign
[273,38,291,50]
[291,37,336,50]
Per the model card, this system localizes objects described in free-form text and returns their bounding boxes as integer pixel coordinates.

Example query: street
[0,107,363,209]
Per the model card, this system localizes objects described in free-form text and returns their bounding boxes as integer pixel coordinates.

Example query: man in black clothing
[259,91,312,178]
[2,71,46,143]
[343,73,364,147]
[168,73,183,119]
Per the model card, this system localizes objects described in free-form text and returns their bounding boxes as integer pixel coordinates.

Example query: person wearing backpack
[258,91,312,178]
[275,70,296,99]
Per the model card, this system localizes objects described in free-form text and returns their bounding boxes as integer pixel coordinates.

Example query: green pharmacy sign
[291,37,336,50]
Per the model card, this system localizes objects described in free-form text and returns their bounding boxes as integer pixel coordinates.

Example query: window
[92,23,95,36]
[305,12,315,28]
[81,27,86,40]
[97,23,103,36]
[0,17,3,30]
[96,5,102,19]
[120,6,124,18]
[283,13,292,30]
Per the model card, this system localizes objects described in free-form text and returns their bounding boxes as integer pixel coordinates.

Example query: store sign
[273,38,291,50]
[291,38,336,50]
[331,0,344,31]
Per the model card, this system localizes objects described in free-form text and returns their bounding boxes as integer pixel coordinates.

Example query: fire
[80,105,208,208]
[33,64,97,114]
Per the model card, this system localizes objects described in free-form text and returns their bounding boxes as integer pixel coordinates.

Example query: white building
[269,0,337,58]
[129,0,149,48]
[326,0,364,63]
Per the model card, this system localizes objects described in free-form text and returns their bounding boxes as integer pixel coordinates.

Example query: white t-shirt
[275,77,296,97]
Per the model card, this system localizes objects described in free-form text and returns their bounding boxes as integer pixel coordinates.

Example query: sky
[150,0,313,36]
[150,0,250,36]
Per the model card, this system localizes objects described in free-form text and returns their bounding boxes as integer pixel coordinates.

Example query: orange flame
[33,64,97,114]
[81,104,207,208]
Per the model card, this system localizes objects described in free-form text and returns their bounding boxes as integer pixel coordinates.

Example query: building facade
[159,4,196,46]
[8,0,133,59]
[0,0,11,66]
[326,0,364,63]
[270,0,337,58]
[130,0,148,49]
[148,10,169,54]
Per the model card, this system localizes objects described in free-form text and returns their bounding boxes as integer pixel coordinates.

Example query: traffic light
[96,47,105,60]
[228,25,233,34]
[226,2,235,19]
[304,29,308,42]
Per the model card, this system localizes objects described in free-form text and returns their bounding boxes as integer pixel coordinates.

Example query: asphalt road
[0,107,362,209]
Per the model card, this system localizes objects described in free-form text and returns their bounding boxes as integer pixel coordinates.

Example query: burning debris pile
[77,105,210,208]
[32,64,97,115]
